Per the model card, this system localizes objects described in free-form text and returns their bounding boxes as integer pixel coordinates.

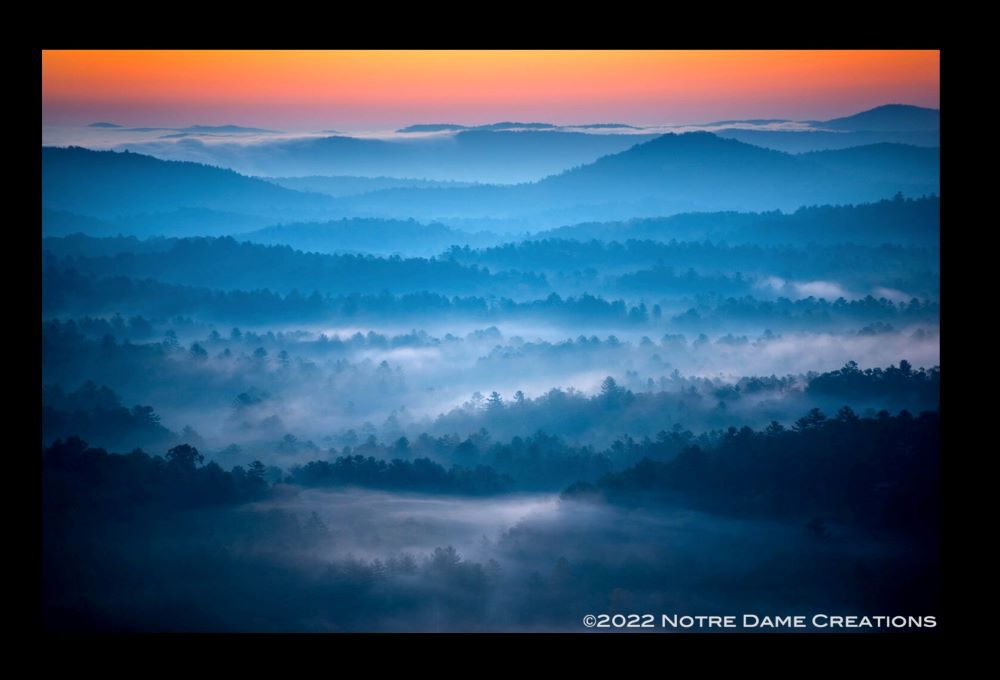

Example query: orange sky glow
[42,50,940,130]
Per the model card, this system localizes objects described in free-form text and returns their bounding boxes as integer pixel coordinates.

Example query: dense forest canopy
[42,104,940,631]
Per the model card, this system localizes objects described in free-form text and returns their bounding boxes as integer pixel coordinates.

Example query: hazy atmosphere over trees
[42,80,940,633]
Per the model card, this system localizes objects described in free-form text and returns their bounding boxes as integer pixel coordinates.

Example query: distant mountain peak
[572,123,640,129]
[858,103,933,112]
[822,104,939,132]
[177,124,277,134]
[397,123,468,133]
[636,130,766,152]
[474,122,558,131]
[397,121,563,134]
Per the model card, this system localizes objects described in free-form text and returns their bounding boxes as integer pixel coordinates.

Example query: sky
[42,50,940,131]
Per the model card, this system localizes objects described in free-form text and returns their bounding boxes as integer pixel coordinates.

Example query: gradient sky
[42,50,940,131]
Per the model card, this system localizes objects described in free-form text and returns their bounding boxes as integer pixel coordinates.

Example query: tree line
[45,404,938,536]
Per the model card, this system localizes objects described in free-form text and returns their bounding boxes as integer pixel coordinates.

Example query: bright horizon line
[46,101,937,136]
[43,50,940,130]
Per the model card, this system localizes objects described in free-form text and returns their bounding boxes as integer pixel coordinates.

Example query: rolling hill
[42,147,337,228]
[821,104,939,132]
[333,132,939,229]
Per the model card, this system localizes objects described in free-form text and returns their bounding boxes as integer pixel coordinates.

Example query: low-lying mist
[44,483,937,631]
[42,97,942,634]
[43,314,939,460]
